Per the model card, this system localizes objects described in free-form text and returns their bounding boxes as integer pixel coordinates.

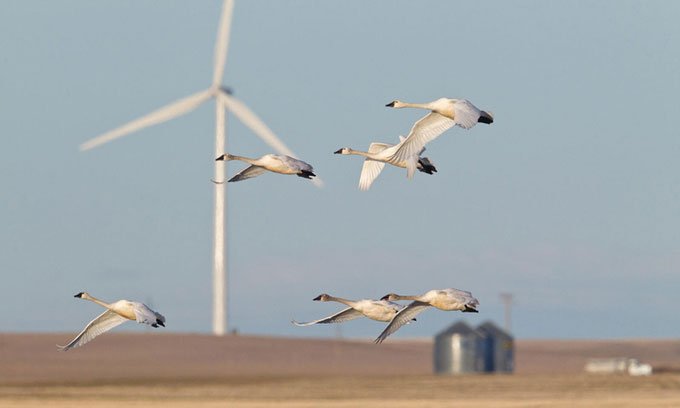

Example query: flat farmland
[2,334,680,407]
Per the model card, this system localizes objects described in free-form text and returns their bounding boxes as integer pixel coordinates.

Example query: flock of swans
[219,97,493,189]
[59,97,492,350]
[293,289,480,343]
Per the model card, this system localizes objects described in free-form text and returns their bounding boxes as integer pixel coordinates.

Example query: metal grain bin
[433,321,484,374]
[476,321,514,373]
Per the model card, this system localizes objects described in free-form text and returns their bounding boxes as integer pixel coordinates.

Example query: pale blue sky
[1,1,679,339]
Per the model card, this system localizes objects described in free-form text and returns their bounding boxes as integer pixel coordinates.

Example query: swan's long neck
[392,294,420,301]
[345,149,375,159]
[325,295,357,307]
[226,154,258,165]
[82,294,113,310]
[394,101,434,110]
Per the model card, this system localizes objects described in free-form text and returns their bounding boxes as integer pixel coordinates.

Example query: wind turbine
[79,0,321,336]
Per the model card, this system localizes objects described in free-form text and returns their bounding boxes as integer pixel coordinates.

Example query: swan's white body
[216,153,316,182]
[292,293,410,326]
[334,136,437,191]
[58,292,166,351]
[374,288,479,343]
[385,98,493,175]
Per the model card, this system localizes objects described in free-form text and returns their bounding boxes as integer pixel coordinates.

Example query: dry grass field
[2,333,680,407]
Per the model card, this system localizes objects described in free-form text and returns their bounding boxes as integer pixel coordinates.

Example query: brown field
[2,333,680,407]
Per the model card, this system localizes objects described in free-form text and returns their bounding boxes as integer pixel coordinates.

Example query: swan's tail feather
[405,156,417,179]
[478,111,494,124]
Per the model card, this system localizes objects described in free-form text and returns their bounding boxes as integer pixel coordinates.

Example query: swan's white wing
[133,303,165,327]
[374,301,430,344]
[398,136,425,155]
[388,113,455,165]
[359,159,386,191]
[57,310,128,351]
[452,99,484,129]
[278,155,314,172]
[367,142,392,154]
[228,165,267,182]
[292,307,363,326]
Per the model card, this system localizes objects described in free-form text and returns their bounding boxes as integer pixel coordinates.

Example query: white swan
[374,288,479,344]
[385,98,493,173]
[292,293,415,326]
[216,153,316,182]
[334,136,437,191]
[58,292,166,351]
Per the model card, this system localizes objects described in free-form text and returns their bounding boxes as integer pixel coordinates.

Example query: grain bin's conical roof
[435,321,479,338]
[476,321,513,340]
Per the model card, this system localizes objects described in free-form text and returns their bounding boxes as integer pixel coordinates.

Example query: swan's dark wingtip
[478,111,494,124]
[297,170,316,179]
[417,159,437,175]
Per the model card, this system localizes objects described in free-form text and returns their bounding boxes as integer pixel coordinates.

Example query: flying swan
[385,98,493,176]
[292,293,415,326]
[58,292,165,351]
[334,136,437,191]
[374,288,479,344]
[216,153,316,182]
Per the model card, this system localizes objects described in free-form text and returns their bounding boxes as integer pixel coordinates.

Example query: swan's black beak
[385,101,396,107]
[313,295,322,301]
[412,318,417,322]
[74,292,84,298]
[215,154,226,161]
[380,294,390,301]
[333,149,343,154]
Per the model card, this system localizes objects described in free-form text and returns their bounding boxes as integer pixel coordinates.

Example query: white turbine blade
[79,89,213,151]
[218,92,324,187]
[219,94,294,155]
[212,0,234,87]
